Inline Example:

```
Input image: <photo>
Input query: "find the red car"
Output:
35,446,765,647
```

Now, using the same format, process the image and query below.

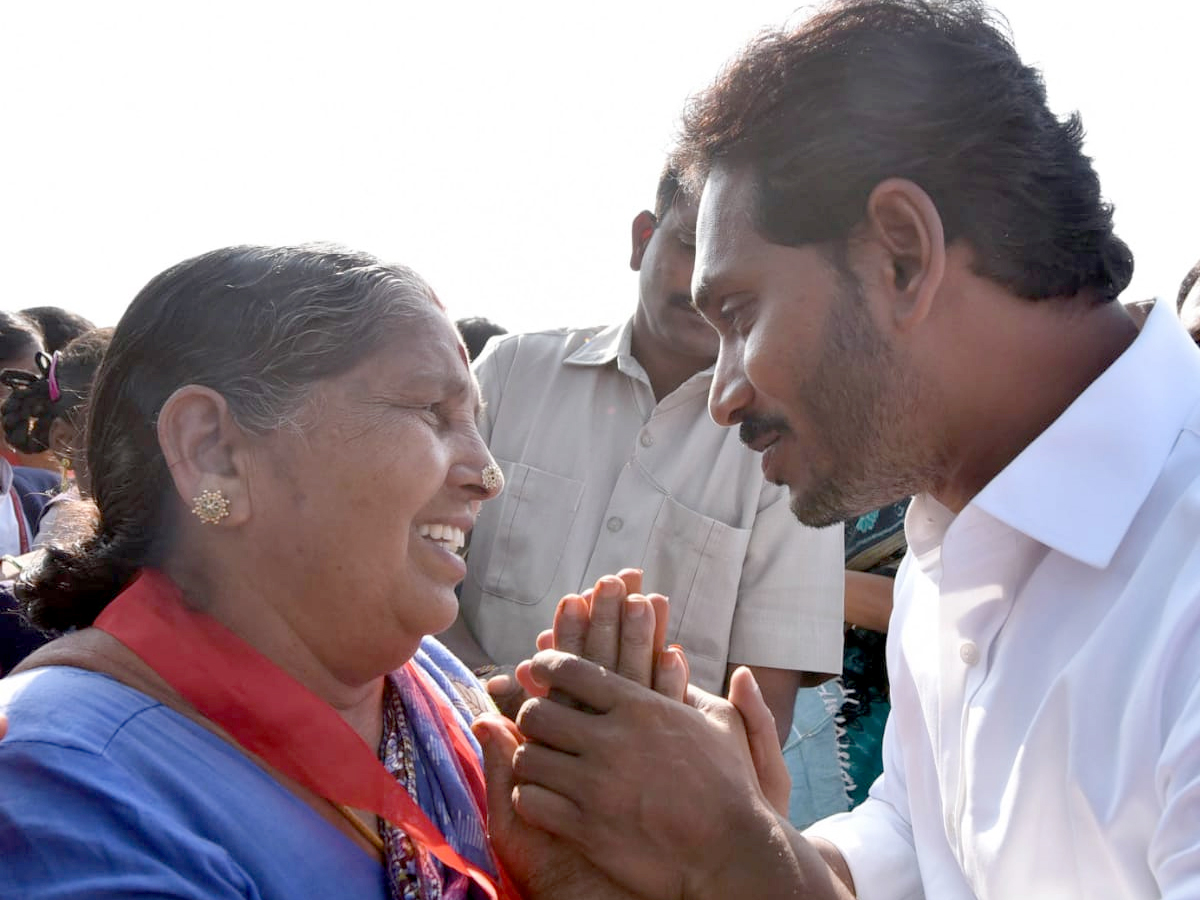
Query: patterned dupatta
380,657,497,899
93,569,519,900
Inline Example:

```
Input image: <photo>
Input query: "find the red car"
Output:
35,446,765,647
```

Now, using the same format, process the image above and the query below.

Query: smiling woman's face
244,306,499,681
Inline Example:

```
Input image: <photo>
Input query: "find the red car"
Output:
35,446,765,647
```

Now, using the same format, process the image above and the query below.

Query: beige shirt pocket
640,495,752,694
482,460,585,606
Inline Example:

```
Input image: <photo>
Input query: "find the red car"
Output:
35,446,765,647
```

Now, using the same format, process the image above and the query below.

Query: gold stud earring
192,488,231,525
57,454,72,492
481,463,504,495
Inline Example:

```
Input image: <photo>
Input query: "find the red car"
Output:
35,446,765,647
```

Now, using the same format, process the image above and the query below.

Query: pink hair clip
47,351,62,403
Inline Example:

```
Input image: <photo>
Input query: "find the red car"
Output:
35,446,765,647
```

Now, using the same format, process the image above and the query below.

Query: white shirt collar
562,320,632,367
912,300,1200,569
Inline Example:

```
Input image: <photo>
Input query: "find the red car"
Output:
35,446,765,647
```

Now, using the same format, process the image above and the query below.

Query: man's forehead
694,167,759,280
697,167,757,241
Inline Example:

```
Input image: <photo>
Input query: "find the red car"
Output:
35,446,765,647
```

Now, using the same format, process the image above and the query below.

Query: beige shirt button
640,432,654,448
959,641,980,665
606,516,624,533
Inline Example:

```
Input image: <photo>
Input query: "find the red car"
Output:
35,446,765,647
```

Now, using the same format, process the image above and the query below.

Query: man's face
693,165,934,527
632,193,720,364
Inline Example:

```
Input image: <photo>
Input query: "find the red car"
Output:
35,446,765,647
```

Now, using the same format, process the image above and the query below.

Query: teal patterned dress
841,498,909,805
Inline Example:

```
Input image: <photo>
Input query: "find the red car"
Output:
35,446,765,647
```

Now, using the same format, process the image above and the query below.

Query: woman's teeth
417,523,465,554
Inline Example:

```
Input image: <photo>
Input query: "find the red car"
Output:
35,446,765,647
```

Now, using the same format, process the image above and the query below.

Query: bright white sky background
4,1,1197,333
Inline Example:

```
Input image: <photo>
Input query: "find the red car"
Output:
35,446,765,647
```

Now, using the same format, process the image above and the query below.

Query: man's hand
473,713,642,900
506,649,788,900
726,667,792,817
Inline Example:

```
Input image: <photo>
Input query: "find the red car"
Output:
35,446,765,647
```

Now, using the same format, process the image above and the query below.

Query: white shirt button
606,516,624,533
640,432,654,448
959,641,980,665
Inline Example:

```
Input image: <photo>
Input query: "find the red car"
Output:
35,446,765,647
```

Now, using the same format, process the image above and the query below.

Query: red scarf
94,569,518,900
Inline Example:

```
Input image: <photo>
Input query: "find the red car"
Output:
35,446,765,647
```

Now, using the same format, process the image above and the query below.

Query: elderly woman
0,245,529,898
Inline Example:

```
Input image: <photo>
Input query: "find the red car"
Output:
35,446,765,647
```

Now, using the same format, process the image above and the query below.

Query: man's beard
788,269,937,528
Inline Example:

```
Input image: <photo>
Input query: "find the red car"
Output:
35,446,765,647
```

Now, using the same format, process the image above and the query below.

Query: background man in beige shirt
446,166,844,741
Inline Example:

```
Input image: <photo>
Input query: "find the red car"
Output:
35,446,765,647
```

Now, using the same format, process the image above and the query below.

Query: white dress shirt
807,300,1200,899
460,320,844,692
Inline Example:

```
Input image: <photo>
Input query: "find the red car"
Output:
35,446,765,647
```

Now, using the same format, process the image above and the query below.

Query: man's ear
156,385,252,526
630,210,657,271
863,178,946,332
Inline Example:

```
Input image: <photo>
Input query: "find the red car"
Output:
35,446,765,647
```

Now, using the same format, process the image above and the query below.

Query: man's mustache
739,414,791,447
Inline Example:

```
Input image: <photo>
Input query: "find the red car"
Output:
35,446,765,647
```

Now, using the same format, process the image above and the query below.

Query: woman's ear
156,386,251,526
47,417,76,466
863,178,946,333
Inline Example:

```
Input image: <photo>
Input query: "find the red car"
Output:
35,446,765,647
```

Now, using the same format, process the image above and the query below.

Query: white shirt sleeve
804,718,925,900
726,486,844,674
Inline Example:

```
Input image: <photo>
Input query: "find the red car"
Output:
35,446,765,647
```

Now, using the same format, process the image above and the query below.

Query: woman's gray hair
18,243,443,632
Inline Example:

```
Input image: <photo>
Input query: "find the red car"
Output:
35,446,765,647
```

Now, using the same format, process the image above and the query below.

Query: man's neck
933,295,1139,512
629,318,715,403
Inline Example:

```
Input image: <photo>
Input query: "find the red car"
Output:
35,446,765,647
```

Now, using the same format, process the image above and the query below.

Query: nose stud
482,463,504,495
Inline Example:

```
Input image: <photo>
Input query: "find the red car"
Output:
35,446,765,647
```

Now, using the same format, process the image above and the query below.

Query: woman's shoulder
1,666,162,755
0,668,389,899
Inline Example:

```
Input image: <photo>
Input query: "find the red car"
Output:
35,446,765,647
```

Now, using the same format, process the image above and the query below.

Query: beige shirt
460,320,844,692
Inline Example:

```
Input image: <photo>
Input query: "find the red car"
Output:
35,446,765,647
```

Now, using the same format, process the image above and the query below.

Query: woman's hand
488,569,689,710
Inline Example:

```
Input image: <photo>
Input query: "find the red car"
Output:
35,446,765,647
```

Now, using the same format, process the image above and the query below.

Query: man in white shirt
448,166,844,742
481,2,1200,898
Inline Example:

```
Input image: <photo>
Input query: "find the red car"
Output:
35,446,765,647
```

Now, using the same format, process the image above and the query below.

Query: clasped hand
471,570,792,900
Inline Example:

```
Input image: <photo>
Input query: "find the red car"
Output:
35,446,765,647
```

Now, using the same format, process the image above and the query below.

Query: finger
668,643,691,688
615,568,643,595
551,593,589,657
511,782,584,843
535,629,555,651
648,593,671,663
515,695,597,755
528,649,632,714
582,576,625,669
514,660,549,698
486,672,516,697
486,675,527,720
652,646,688,703
615,595,655,687
472,714,524,835
512,740,588,801
728,667,791,817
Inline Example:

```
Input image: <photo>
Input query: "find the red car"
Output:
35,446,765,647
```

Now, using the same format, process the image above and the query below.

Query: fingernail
660,650,677,669
627,598,647,619
563,594,586,616
487,674,513,693
597,577,621,598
